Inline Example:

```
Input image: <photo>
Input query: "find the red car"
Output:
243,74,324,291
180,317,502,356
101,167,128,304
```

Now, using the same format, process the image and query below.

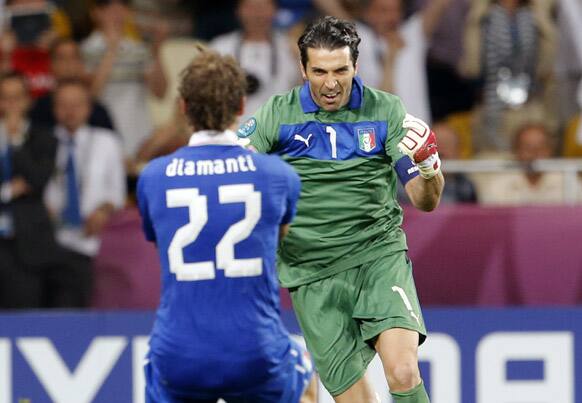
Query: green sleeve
383,95,408,164
239,96,280,153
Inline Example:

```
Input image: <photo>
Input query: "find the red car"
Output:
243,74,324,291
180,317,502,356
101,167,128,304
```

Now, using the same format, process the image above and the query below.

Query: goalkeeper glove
397,114,441,179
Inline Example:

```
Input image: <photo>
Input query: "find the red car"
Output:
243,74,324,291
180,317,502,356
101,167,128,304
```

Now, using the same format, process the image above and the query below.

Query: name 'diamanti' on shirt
166,156,257,177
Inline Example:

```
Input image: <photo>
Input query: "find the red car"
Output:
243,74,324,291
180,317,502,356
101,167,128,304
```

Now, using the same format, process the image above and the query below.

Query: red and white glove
397,114,441,179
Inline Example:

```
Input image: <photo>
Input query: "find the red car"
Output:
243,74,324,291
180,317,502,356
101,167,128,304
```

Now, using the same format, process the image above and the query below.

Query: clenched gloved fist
397,114,441,179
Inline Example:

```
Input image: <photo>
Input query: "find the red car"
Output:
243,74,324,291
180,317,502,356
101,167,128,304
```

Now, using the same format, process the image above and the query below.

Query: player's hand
10,177,30,199
36,29,57,50
84,204,113,236
397,113,441,179
236,137,257,152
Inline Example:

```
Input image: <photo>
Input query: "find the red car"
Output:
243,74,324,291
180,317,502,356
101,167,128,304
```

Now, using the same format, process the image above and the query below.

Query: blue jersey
136,132,301,397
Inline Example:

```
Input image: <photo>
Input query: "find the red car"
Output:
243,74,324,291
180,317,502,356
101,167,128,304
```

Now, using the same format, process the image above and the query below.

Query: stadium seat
445,111,474,159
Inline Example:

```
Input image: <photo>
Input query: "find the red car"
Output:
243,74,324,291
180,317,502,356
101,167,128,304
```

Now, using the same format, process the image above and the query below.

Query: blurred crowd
0,0,581,309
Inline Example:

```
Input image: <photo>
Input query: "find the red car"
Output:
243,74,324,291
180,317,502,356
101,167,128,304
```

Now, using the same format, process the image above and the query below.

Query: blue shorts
145,338,313,403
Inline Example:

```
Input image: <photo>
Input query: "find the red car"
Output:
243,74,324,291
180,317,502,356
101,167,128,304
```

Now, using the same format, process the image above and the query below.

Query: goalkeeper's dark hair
179,46,246,131
297,16,361,68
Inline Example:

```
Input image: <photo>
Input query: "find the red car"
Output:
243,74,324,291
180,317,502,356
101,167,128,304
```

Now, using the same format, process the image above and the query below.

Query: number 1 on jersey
326,126,338,159
166,184,263,281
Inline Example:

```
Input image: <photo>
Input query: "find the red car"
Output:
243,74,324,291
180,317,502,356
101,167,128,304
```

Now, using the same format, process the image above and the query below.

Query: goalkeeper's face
301,46,357,112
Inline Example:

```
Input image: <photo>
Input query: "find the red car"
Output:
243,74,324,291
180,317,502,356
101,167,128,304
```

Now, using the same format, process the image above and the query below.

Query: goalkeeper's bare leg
333,375,379,403
375,328,429,402
333,328,429,403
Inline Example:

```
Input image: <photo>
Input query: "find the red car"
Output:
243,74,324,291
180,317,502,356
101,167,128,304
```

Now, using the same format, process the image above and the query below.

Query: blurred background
0,0,580,402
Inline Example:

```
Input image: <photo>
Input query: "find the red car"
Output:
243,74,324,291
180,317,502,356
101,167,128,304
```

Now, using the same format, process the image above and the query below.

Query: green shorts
289,251,426,396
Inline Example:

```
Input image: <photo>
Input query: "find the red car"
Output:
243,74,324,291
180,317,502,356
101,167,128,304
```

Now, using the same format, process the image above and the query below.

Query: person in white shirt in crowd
44,79,126,306
81,0,167,160
362,0,452,123
478,123,582,205
210,0,300,122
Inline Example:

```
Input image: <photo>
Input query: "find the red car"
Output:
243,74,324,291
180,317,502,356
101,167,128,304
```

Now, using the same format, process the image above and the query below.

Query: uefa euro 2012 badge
237,117,257,138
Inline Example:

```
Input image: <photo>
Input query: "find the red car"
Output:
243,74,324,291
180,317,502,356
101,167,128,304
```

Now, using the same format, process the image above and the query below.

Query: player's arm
398,114,444,211
404,172,444,211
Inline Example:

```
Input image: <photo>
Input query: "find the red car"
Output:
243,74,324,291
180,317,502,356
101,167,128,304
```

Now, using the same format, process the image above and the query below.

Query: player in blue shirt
137,48,314,402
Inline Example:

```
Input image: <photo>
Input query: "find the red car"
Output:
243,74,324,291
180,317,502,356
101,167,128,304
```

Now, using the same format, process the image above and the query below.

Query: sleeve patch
395,155,419,185
237,117,257,138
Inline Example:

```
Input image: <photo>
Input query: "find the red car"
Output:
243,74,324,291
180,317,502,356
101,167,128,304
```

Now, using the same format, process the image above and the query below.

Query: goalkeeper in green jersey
237,16,444,403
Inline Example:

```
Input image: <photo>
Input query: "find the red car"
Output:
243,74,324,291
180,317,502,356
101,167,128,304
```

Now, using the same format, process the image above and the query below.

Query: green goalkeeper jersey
238,77,415,287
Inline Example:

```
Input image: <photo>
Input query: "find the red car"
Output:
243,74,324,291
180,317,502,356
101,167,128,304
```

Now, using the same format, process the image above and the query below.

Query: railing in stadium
442,158,582,204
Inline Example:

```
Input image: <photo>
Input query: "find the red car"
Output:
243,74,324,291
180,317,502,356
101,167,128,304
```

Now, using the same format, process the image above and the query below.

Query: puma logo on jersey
294,133,312,148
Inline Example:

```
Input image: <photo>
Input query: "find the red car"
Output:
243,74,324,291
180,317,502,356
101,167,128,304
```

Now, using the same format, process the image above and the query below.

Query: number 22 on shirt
166,184,262,281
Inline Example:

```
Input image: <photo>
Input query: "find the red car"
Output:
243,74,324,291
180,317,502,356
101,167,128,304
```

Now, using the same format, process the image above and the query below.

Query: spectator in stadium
240,16,443,403
460,0,557,154
0,0,72,98
44,79,126,307
210,0,301,122
362,0,452,123
433,120,478,203
136,48,316,403
0,72,59,309
82,0,167,159
29,38,114,131
478,123,582,205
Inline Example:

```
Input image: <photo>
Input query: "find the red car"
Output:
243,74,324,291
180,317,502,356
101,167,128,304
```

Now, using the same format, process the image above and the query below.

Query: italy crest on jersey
357,128,376,152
